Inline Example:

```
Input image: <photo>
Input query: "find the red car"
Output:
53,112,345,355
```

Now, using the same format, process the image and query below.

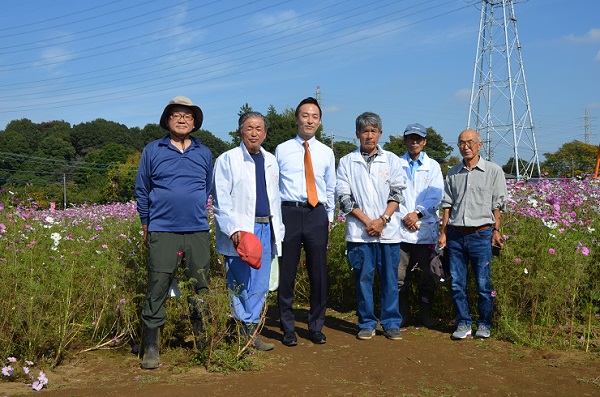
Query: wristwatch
382,214,391,224
415,210,423,219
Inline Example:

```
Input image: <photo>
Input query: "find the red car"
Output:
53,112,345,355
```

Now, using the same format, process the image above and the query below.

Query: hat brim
160,103,203,132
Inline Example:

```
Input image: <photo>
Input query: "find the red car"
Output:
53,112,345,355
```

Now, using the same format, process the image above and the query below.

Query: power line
0,151,129,169
0,1,474,113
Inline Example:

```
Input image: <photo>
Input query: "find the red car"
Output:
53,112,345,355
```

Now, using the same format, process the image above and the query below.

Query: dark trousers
141,231,210,329
398,242,436,298
278,204,329,333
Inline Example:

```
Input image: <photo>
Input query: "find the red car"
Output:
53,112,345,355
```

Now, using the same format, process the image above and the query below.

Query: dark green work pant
141,231,210,329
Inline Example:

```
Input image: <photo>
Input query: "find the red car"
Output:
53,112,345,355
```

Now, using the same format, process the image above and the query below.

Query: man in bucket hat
135,96,213,369
212,111,285,351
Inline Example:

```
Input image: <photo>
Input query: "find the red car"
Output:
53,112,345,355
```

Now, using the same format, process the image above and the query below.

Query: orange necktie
303,141,319,207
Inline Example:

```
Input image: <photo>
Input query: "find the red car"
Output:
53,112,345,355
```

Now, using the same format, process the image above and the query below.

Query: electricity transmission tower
467,0,541,179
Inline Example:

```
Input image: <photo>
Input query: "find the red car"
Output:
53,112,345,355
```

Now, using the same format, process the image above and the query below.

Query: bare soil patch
4,308,599,397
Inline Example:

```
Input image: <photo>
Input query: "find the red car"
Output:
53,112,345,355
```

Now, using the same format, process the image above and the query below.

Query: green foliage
542,140,598,177
194,129,233,161
0,192,271,374
70,119,133,157
4,119,44,152
104,152,141,202
326,218,356,311
0,117,230,204
442,156,461,176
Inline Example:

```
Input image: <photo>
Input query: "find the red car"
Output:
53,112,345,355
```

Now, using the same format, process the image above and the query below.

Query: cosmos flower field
1,178,598,388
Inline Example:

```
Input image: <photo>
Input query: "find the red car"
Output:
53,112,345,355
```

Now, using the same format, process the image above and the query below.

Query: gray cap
159,96,203,132
403,123,427,137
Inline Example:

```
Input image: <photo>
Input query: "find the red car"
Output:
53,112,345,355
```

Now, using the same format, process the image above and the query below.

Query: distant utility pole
581,109,595,144
467,0,541,179
314,86,334,149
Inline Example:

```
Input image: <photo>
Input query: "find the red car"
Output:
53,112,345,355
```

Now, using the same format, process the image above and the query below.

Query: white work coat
336,148,406,243
397,152,444,244
212,143,285,256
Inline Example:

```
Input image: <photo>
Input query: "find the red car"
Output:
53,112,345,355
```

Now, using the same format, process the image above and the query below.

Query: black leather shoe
310,331,327,344
282,331,297,346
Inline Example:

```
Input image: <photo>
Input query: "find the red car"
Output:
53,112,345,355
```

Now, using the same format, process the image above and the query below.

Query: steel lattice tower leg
467,0,541,179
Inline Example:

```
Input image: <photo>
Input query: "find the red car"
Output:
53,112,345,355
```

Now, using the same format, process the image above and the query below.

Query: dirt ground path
5,309,599,397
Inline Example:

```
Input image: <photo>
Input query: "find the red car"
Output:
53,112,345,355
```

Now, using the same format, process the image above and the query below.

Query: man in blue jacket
397,123,444,327
134,96,213,369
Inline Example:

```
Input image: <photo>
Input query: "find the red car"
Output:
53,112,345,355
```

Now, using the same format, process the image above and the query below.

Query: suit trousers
278,204,329,333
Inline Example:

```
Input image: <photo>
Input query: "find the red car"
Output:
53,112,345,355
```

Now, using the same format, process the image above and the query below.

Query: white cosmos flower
50,232,61,242
524,268,528,274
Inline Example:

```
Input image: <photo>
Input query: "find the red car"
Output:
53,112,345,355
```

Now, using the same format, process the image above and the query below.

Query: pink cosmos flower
514,258,522,263
581,247,590,256
491,290,497,298
548,248,555,255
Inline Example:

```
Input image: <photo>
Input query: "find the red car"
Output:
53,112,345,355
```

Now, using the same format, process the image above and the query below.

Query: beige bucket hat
159,96,203,132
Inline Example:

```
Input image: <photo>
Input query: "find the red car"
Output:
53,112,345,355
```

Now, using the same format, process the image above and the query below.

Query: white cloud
255,11,310,32
595,50,600,62
587,102,600,109
323,105,340,113
565,28,600,43
35,47,73,69
453,88,471,102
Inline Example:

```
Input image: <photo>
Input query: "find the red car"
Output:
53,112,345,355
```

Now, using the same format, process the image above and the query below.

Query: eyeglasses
170,113,194,122
457,140,480,148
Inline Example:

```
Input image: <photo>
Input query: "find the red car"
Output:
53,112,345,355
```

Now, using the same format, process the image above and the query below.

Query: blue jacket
135,135,213,232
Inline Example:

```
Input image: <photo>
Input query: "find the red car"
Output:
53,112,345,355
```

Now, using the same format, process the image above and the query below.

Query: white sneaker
451,325,472,340
475,325,491,338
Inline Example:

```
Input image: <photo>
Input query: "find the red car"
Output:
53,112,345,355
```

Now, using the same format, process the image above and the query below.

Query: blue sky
0,0,598,165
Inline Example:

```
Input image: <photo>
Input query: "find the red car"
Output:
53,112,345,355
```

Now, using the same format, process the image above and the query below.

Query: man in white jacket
212,111,285,351
397,123,444,327
337,112,406,341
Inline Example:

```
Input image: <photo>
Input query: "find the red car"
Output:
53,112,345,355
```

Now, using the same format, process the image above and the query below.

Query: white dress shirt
275,135,336,222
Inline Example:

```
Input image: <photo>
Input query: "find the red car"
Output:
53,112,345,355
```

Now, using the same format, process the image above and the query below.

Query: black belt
281,201,322,208
448,224,491,234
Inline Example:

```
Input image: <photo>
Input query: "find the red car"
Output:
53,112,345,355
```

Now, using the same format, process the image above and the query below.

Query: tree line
1,104,594,206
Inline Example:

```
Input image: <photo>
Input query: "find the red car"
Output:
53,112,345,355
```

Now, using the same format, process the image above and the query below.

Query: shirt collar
462,155,486,171
294,135,316,146
409,151,424,165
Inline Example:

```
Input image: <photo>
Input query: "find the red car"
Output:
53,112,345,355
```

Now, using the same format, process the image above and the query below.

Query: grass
0,178,599,389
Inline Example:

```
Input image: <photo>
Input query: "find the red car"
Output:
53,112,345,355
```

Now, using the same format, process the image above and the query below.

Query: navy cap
403,123,427,138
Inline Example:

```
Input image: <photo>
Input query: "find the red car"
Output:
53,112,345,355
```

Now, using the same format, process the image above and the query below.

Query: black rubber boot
188,295,207,347
141,327,160,369
246,323,274,351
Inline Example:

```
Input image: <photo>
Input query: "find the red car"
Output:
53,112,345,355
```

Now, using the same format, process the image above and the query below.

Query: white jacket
212,143,285,256
397,152,444,244
336,148,406,243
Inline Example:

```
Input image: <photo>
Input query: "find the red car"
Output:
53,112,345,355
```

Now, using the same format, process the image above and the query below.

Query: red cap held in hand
236,231,262,269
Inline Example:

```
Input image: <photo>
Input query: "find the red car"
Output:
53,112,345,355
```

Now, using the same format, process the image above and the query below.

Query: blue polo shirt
135,135,213,232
